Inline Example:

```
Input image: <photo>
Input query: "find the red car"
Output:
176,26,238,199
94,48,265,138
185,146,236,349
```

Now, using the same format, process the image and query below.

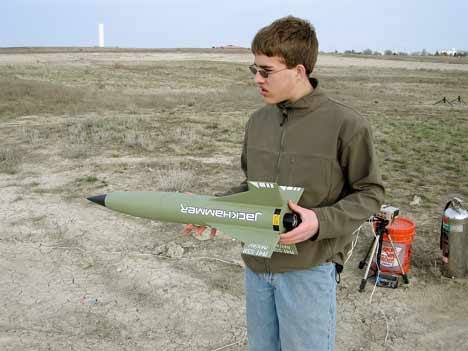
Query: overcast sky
1,0,467,53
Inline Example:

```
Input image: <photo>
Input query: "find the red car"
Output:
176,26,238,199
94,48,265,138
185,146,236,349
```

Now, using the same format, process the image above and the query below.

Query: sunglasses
249,64,289,79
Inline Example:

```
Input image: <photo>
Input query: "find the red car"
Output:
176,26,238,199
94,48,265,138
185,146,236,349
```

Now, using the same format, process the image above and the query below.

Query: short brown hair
251,16,319,75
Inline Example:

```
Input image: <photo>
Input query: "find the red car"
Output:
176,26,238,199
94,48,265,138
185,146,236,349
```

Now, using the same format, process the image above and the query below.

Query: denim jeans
245,263,336,351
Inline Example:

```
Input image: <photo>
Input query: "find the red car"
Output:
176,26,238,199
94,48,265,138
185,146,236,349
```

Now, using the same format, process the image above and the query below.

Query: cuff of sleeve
311,207,332,241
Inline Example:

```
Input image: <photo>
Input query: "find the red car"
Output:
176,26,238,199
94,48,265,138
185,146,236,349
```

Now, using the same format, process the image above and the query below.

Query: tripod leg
376,229,385,269
359,240,375,269
387,234,409,284
359,237,379,292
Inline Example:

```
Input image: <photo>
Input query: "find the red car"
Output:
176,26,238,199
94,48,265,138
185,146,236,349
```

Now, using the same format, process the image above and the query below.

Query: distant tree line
337,48,467,57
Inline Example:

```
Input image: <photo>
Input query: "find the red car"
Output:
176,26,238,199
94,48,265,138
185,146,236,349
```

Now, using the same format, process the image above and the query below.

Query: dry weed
0,148,22,174
151,168,195,192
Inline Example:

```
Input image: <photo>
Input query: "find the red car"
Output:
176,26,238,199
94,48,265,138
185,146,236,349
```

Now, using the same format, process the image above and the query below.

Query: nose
254,71,265,85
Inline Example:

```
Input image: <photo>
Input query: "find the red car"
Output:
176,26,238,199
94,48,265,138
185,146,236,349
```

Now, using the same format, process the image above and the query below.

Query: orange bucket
377,217,416,274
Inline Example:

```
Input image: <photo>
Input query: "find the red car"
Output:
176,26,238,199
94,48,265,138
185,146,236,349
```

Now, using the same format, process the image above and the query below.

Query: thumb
287,200,304,215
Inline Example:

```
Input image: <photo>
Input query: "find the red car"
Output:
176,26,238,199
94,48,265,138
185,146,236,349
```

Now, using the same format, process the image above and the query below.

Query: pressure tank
440,197,468,277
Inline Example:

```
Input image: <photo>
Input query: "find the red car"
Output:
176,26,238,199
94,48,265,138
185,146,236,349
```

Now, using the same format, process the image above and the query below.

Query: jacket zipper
266,107,289,273
275,107,289,184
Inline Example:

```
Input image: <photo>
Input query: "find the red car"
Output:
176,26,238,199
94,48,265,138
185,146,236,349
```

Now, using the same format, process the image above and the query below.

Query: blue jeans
245,263,337,351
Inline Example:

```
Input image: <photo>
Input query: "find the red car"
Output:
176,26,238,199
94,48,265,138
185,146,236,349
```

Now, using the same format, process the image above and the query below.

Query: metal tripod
434,97,453,105
358,217,409,292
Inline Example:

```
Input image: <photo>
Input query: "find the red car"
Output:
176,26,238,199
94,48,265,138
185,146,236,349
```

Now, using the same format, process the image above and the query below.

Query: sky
1,0,467,53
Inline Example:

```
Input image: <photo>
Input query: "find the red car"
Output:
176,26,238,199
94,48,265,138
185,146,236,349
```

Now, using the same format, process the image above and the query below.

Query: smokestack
98,24,105,47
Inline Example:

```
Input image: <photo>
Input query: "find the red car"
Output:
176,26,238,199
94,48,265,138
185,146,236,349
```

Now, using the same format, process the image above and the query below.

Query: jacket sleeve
215,118,250,196
312,125,385,240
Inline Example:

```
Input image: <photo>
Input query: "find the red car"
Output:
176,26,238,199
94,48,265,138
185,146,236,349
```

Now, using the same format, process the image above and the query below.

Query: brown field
1,49,467,351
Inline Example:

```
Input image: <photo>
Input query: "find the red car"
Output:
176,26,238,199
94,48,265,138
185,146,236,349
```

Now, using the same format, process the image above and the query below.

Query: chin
262,95,281,105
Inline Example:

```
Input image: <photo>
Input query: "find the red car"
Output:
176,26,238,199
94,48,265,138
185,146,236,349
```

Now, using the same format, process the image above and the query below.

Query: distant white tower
98,24,105,47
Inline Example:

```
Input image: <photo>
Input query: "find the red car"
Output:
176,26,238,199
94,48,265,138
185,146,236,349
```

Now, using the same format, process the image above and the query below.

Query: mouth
258,87,268,96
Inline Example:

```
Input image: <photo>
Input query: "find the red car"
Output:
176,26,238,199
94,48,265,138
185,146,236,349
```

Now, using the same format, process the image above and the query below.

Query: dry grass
0,148,22,174
317,65,468,198
1,53,468,269
0,61,258,121
151,168,196,192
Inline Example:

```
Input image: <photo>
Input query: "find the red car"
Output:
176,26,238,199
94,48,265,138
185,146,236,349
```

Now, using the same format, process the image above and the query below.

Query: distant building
214,45,246,49
440,48,458,56
98,24,105,48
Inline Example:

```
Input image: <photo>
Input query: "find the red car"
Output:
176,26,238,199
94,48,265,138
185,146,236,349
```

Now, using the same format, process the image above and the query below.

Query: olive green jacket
229,79,385,273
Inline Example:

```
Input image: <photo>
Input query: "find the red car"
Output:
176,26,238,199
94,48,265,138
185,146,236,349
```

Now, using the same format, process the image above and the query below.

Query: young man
186,16,384,350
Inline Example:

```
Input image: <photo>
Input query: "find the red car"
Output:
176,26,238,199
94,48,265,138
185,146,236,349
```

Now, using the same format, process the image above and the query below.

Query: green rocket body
88,181,304,258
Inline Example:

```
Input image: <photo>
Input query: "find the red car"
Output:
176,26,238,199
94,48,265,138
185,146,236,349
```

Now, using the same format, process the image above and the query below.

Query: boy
186,16,384,350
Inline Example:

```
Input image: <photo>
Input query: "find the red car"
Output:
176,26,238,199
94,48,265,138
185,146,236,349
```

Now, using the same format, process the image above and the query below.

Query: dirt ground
1,50,468,351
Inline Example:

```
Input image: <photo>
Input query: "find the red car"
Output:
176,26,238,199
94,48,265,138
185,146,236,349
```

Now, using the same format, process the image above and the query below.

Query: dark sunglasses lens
249,65,268,78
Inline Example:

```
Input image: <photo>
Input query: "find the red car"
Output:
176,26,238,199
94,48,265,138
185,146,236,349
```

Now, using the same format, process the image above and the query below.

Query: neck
288,78,314,103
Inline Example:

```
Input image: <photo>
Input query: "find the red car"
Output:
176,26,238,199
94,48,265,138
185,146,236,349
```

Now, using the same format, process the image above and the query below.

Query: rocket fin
277,185,304,204
213,181,283,206
213,181,303,207
210,223,279,258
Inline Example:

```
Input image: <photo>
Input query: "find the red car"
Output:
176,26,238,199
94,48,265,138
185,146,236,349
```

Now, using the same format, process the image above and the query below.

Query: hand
182,192,217,239
279,200,319,245
182,223,218,239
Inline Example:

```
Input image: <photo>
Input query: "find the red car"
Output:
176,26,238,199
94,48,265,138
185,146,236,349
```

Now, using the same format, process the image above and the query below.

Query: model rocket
87,181,303,258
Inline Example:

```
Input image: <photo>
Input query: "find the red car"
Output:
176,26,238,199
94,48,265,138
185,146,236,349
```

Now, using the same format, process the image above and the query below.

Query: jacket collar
276,78,326,113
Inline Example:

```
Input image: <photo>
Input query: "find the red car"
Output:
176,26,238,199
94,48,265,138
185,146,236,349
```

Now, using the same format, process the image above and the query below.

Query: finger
279,235,298,244
281,239,302,245
287,200,304,215
280,219,308,238
210,227,217,238
279,231,301,244
280,232,308,245
280,227,301,239
280,227,309,244
182,224,195,236
195,225,206,236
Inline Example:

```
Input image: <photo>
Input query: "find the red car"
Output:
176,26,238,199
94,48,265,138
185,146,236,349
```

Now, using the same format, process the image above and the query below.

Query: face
252,54,298,104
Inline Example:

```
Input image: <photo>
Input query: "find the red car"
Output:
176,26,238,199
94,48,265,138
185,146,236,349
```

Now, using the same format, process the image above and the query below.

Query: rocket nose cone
87,194,107,207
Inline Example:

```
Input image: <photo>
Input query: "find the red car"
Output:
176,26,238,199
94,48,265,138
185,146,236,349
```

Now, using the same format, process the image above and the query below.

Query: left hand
279,200,319,245
182,192,217,239
182,223,218,239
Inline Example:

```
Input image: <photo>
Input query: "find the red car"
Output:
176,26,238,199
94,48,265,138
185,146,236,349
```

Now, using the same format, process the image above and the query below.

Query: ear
295,64,308,79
